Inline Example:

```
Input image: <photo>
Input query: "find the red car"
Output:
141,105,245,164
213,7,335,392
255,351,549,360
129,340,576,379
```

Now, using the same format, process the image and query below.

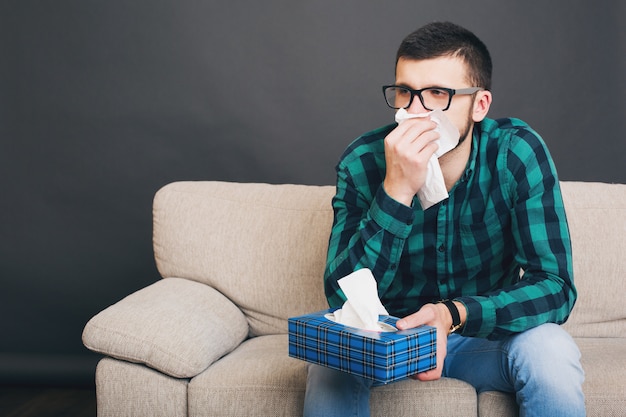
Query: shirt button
438,244,446,253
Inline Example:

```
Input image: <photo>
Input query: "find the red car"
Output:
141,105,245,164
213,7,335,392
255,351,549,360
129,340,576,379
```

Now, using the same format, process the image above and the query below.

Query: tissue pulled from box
328,268,390,331
394,108,460,210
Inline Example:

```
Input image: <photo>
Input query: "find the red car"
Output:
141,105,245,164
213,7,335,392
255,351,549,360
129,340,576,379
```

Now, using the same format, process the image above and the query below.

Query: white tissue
394,108,460,210
330,269,389,331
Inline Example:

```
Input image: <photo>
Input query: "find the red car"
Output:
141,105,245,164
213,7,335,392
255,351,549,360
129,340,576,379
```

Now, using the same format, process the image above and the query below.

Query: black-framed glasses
382,85,482,111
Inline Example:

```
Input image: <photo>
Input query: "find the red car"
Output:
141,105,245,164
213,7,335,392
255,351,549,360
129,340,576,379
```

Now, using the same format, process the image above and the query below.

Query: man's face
394,56,478,144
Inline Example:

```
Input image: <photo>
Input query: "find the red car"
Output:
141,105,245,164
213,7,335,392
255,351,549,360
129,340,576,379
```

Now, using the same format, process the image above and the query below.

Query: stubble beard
455,108,475,149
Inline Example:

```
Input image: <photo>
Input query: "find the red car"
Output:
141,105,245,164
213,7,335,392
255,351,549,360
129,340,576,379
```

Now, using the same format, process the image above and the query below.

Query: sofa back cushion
559,181,626,337
153,181,333,336
153,181,626,338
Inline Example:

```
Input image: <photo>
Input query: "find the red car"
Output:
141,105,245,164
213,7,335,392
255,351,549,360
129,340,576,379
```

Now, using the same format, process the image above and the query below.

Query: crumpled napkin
329,268,390,331
394,108,460,210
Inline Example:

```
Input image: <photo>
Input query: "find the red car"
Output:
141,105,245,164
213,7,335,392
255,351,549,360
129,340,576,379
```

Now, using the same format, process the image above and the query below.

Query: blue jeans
303,323,585,417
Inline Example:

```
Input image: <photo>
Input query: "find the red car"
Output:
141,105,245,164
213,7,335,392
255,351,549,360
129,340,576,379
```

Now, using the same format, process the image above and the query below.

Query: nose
407,92,429,114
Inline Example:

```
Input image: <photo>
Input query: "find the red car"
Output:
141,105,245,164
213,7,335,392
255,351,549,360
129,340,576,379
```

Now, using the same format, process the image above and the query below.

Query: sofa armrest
82,277,248,379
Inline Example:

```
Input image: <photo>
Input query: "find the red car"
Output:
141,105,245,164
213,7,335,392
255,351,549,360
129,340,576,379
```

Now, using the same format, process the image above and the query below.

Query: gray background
2,1,624,386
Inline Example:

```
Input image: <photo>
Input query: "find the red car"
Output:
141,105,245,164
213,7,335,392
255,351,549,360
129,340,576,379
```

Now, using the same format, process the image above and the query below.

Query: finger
395,316,421,331
414,367,443,381
416,139,440,160
386,130,440,165
387,118,437,146
396,306,437,330
401,122,439,148
404,117,438,135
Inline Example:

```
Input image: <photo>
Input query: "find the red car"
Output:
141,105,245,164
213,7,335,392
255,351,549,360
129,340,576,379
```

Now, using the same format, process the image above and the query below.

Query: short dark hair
396,22,492,90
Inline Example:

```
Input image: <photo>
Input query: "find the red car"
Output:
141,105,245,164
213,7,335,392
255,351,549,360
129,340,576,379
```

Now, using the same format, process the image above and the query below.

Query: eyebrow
394,84,451,90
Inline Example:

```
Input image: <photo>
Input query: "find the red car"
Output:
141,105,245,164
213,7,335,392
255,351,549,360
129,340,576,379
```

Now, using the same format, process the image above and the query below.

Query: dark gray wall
2,1,624,386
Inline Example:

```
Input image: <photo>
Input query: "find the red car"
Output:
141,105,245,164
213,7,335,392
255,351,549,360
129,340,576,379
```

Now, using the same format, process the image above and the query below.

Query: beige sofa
83,180,626,416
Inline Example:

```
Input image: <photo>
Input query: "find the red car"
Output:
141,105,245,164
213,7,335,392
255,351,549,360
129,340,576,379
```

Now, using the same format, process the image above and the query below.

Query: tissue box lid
288,309,436,384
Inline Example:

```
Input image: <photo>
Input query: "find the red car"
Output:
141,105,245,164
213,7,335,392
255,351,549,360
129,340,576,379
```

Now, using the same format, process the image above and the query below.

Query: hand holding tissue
394,108,460,210
288,268,437,383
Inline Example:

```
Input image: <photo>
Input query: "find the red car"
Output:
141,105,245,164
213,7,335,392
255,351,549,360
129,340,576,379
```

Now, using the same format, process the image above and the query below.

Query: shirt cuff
456,296,496,338
369,186,414,239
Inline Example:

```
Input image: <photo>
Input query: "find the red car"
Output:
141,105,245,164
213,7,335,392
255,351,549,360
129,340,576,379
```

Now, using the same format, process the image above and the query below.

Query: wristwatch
440,300,463,334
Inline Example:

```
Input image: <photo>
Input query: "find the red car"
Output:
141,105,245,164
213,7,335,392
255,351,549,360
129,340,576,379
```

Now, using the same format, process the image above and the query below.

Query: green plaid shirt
324,117,575,340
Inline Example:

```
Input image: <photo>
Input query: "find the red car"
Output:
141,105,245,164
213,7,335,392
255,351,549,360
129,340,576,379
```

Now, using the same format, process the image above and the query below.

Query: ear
472,90,492,122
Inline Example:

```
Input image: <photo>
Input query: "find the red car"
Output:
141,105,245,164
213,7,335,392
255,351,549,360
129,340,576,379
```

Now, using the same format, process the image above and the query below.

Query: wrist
382,180,414,207
439,300,466,334
453,301,467,327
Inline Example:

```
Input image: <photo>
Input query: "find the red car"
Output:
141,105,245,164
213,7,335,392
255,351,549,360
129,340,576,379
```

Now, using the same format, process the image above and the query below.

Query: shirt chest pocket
457,213,509,272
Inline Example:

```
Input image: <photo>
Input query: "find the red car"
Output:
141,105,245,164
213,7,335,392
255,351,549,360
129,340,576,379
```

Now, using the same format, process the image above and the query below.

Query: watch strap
440,299,462,334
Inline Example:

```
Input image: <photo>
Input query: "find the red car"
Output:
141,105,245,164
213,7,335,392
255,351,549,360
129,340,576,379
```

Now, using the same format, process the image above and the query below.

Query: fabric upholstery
575,337,626,415
153,182,333,337
188,335,308,417
187,334,478,417
83,278,248,378
559,182,626,337
478,392,518,417
370,378,477,416
84,180,626,416
96,357,188,417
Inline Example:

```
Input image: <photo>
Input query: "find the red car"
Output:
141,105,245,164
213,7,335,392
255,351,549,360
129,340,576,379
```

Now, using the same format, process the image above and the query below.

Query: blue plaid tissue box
288,308,436,384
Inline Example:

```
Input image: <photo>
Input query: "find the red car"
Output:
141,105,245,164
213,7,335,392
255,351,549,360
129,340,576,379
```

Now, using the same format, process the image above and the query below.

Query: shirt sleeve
458,125,576,339
324,163,414,308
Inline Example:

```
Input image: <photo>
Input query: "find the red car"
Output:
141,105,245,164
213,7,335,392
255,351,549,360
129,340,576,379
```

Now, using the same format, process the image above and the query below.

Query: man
304,22,585,416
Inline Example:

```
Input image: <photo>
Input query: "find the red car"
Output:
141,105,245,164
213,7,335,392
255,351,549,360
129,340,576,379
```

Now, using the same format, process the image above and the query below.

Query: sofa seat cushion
478,391,518,417
188,334,479,417
95,357,189,417
370,378,477,416
188,334,308,417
